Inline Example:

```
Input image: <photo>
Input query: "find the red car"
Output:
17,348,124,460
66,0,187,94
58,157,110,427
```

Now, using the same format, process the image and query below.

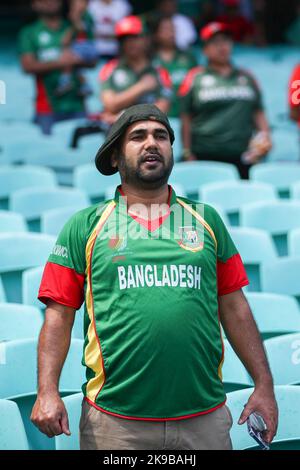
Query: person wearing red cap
178,22,272,179
216,0,254,43
99,16,172,126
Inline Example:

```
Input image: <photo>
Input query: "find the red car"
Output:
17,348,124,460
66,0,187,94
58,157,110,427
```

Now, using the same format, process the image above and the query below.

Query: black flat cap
95,104,175,175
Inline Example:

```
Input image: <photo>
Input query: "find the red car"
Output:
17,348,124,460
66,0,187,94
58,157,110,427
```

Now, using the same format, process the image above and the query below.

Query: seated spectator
88,0,132,60
216,0,254,43
145,0,197,51
99,15,172,125
18,0,94,135
152,16,198,118
56,0,98,97
178,22,272,179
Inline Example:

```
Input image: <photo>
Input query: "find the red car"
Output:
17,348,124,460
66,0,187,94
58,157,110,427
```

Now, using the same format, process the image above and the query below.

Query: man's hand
31,392,71,438
58,50,83,68
238,386,278,444
138,74,158,93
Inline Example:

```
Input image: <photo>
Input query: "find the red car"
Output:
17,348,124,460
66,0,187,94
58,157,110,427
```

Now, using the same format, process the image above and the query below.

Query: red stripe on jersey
99,58,119,82
36,77,53,114
38,261,85,309
178,66,204,97
156,67,172,88
217,253,249,296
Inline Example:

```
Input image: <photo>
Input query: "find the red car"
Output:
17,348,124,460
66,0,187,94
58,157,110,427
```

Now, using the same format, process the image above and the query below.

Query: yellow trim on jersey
176,198,218,250
84,201,116,402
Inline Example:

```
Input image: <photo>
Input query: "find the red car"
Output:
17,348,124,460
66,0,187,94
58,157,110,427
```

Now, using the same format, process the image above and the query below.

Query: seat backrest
250,162,300,195
74,164,121,202
222,340,253,391
55,393,83,450
41,205,87,236
0,165,57,199
0,399,29,450
264,333,300,385
22,266,46,309
289,228,300,257
261,257,300,298
0,303,44,341
0,210,27,233
229,227,277,264
241,200,300,234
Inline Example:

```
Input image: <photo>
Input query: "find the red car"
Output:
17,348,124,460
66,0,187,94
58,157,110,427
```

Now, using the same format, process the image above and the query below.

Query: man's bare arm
31,300,76,437
219,289,278,443
21,51,90,75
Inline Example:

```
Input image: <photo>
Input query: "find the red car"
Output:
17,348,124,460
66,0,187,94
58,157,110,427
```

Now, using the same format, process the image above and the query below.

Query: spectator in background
288,63,300,128
18,0,92,135
179,22,272,179
152,16,198,118
145,0,197,51
99,15,172,126
216,0,255,43
88,0,132,60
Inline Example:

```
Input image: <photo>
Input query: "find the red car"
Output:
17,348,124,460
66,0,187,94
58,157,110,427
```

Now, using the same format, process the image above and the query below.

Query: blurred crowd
17,0,298,179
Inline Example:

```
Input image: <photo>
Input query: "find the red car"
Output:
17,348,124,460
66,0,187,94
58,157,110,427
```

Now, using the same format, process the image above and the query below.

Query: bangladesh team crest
178,226,204,252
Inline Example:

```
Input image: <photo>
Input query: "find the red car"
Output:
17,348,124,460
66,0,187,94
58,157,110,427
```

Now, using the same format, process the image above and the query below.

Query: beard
117,150,174,190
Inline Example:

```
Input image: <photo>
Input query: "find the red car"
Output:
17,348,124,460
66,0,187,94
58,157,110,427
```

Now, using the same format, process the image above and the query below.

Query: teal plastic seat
0,303,43,341
78,133,105,155
246,292,300,339
74,164,121,204
222,340,253,392
10,187,89,232
0,210,27,233
72,307,84,340
23,148,94,185
0,338,84,450
170,161,240,199
264,333,300,385
227,385,300,450
289,228,300,257
55,393,83,450
250,162,300,198
229,228,277,291
0,233,55,303
200,181,276,226
241,200,300,256
291,180,300,199
22,266,45,309
168,118,182,162
0,277,6,302
0,165,56,209
0,399,29,450
261,257,300,304
41,205,87,236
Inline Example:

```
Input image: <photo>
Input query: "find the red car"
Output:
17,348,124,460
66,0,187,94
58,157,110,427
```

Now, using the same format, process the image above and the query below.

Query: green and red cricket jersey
38,185,249,420
18,19,85,115
178,65,263,159
99,58,173,106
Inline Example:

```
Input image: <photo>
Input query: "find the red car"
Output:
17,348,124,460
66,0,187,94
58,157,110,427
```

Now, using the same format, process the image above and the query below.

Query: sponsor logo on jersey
52,244,68,259
199,86,255,102
178,226,203,251
113,69,131,87
117,264,202,290
201,75,216,87
39,31,51,45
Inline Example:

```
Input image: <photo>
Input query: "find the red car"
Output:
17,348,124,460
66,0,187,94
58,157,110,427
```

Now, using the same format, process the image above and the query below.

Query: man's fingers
60,411,71,436
238,404,253,425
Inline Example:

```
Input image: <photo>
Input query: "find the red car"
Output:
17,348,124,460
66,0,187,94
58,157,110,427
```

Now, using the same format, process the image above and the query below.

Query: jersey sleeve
99,59,119,92
205,205,249,296
38,211,87,309
18,26,36,56
178,67,202,114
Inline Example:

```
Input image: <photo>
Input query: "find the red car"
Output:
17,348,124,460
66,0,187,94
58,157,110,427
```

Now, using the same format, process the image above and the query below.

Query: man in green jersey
179,21,272,178
33,104,278,450
18,0,93,135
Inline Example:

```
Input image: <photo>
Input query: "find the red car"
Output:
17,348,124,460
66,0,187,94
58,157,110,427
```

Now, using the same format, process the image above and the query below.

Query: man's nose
144,134,158,148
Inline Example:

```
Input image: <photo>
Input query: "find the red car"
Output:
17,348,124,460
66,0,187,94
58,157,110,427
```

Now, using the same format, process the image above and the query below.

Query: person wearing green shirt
152,15,198,118
32,104,277,450
179,21,272,178
18,0,93,135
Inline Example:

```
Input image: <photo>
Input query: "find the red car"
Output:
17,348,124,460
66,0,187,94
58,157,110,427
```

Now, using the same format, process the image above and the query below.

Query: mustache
139,151,164,162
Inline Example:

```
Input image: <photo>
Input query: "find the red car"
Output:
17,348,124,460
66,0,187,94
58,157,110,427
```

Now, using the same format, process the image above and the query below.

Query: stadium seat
41,205,87,236
222,340,253,392
0,277,6,302
227,385,300,449
170,161,240,199
0,338,84,450
0,399,29,450
55,393,83,450
249,162,300,198
10,187,89,232
23,148,95,186
0,165,57,209
0,210,27,233
241,200,300,256
246,292,300,339
291,180,300,199
200,181,277,226
78,132,105,155
289,228,300,257
168,118,183,162
229,228,277,291
0,233,55,303
264,333,300,385
72,307,84,340
261,257,300,303
0,303,43,341
22,266,44,309
74,164,121,204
